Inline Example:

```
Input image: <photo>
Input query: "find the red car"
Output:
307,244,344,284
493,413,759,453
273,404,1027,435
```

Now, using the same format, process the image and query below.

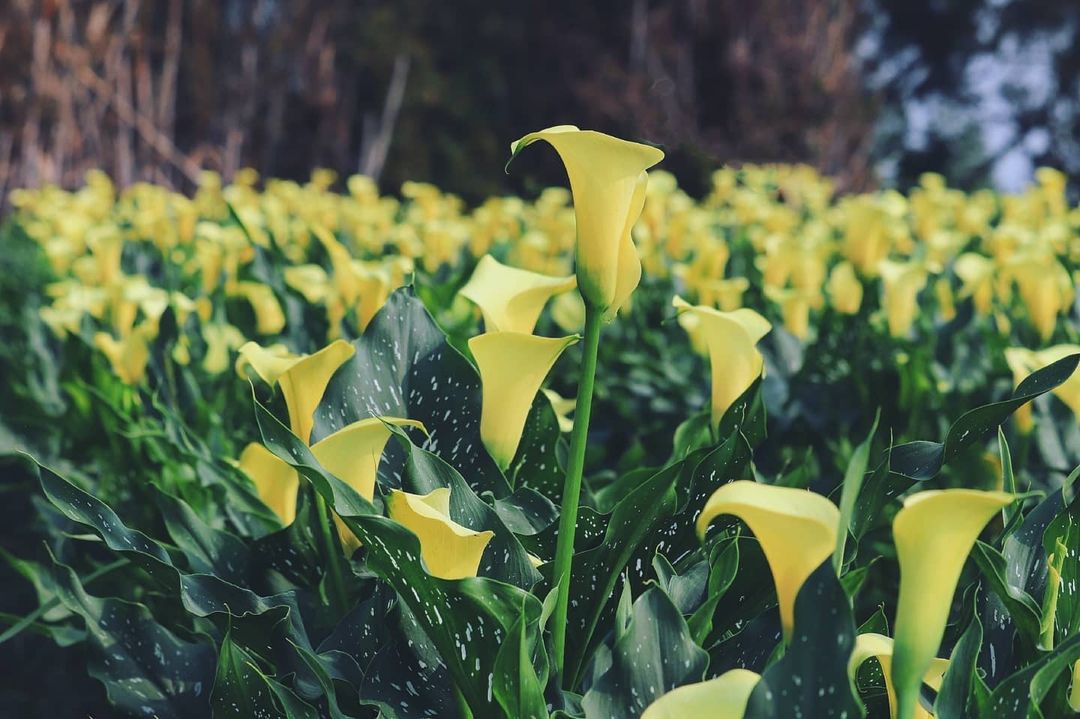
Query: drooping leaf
891,354,1080,480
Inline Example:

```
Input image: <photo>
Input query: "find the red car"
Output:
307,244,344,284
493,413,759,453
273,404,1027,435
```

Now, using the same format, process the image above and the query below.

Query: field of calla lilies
1,126,1079,719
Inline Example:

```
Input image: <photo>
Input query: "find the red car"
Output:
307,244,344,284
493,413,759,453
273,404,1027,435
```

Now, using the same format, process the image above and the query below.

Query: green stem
551,301,603,683
315,492,349,615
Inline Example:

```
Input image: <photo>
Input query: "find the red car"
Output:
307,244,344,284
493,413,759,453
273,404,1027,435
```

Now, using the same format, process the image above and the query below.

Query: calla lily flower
891,489,1013,719
238,417,424,550
93,323,155,385
954,253,994,315
849,633,948,719
696,480,839,636
459,254,576,333
879,259,928,338
542,388,576,432
640,669,761,719
386,487,494,579
509,126,664,319
468,332,578,470
238,339,355,444
673,296,771,430
202,322,245,375
230,281,287,335
827,261,863,315
1005,345,1080,430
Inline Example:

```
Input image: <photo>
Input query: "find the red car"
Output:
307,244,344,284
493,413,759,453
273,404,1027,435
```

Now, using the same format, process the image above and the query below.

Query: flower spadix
459,254,576,333
238,339,355,443
696,480,839,636
386,487,494,579
508,126,664,318
640,668,761,719
468,332,577,470
890,489,1012,719
673,296,771,429
848,633,948,719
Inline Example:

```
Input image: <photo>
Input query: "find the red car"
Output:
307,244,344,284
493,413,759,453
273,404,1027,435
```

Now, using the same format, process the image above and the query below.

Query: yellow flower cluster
8,163,1077,388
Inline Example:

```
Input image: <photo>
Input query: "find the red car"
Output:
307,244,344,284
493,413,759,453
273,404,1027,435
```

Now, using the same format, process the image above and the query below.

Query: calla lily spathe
826,261,863,315
673,296,771,430
238,417,424,550
386,487,494,579
509,126,664,319
238,339,355,444
879,259,928,338
640,668,761,719
849,633,948,719
459,254,577,333
468,332,578,470
890,489,1013,719
696,480,839,636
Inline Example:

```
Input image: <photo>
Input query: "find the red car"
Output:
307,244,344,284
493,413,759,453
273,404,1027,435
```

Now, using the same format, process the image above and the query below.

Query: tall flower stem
315,492,349,615
551,301,603,681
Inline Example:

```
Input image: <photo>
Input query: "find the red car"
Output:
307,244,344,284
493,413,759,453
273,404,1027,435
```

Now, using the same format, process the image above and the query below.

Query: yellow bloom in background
954,253,995,315
764,285,812,340
509,125,664,319
238,339,355,444
935,276,956,322
826,261,863,315
1005,255,1072,341
542,388,576,433
202,322,246,375
849,633,948,719
1004,345,1080,426
696,480,839,637
230,281,287,335
92,323,155,385
386,487,494,579
890,489,1012,719
468,332,578,470
640,669,761,719
673,296,771,429
459,254,576,333
550,290,586,333
879,259,928,338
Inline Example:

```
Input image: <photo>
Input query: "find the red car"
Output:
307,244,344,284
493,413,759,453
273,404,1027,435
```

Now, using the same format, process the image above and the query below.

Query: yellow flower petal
827,261,864,315
386,488,494,579
468,332,577,470
641,669,761,719
849,633,948,719
674,296,771,429
696,480,839,636
891,489,1012,719
231,281,287,335
237,442,299,525
239,340,356,443
510,126,664,316
459,254,576,333
879,260,928,338
311,416,425,552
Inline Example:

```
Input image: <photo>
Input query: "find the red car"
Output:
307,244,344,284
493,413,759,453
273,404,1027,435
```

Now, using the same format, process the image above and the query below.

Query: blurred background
1,0,1078,203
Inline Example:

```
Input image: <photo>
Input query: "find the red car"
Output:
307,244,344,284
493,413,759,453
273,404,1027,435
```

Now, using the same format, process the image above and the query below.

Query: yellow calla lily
230,281,287,335
468,332,578,470
891,489,1013,719
238,441,301,525
509,126,664,318
879,259,928,338
641,669,761,719
673,296,771,429
459,254,576,333
1005,345,1080,428
696,480,839,637
849,633,948,719
92,324,154,385
827,261,863,315
238,417,423,545
238,339,355,443
386,487,495,579
954,253,994,315
542,388,576,433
